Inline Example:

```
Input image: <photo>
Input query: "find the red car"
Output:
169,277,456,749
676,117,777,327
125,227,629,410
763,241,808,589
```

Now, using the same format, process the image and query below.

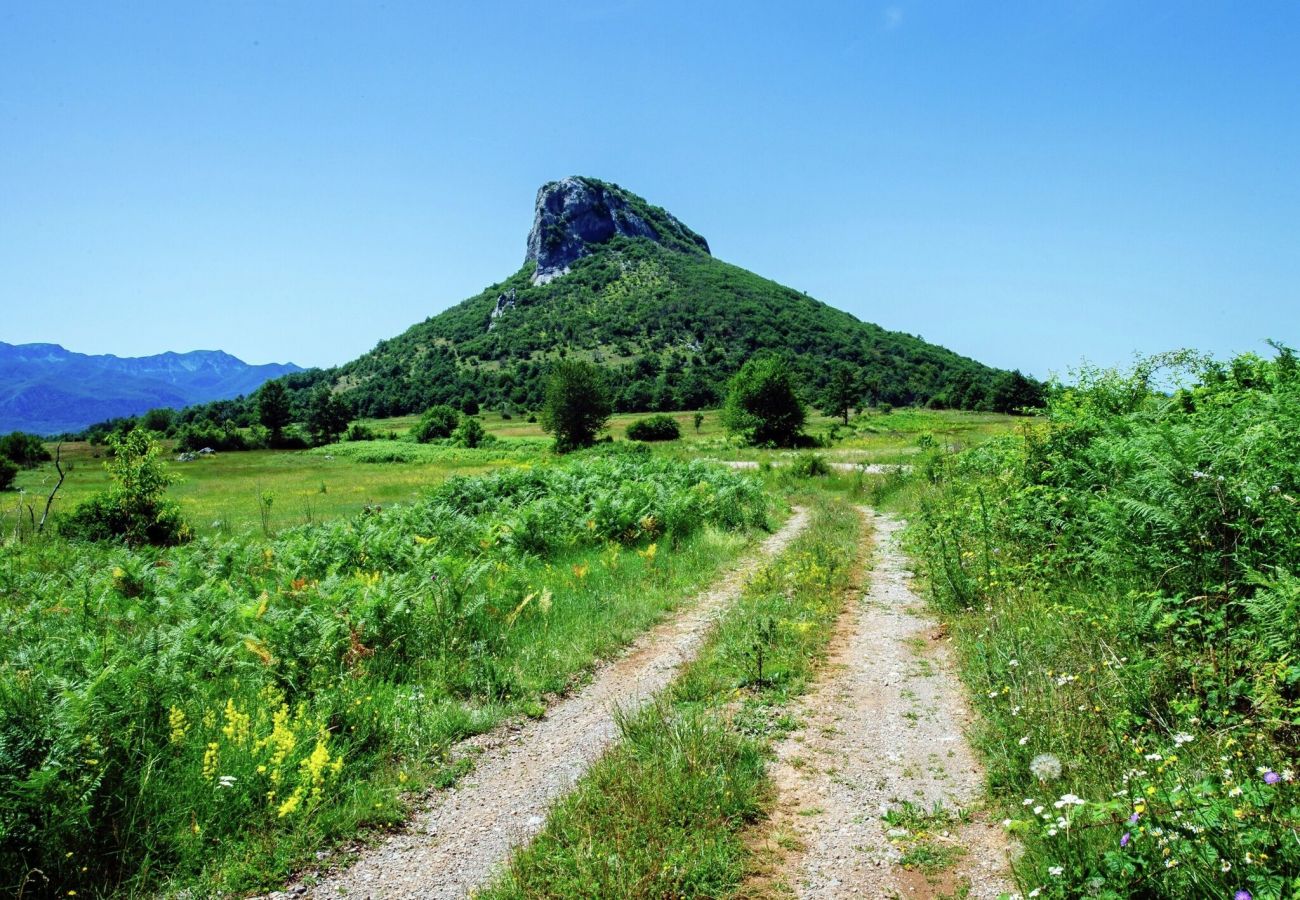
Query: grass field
3,408,1019,538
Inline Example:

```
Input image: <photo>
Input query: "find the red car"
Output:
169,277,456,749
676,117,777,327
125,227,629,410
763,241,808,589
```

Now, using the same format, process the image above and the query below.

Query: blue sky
2,1,1296,378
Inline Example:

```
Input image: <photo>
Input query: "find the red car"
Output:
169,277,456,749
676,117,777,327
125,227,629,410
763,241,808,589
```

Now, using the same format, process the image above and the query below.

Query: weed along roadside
287,507,812,899
479,499,862,899
0,453,773,899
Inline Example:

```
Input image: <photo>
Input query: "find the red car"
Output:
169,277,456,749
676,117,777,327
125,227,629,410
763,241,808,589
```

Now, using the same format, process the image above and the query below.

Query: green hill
330,177,1035,418
94,176,1037,439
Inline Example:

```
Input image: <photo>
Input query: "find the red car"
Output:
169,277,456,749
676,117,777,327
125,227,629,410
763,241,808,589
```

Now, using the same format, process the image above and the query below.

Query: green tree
823,363,860,425
305,387,351,447
0,431,51,468
0,456,17,491
541,360,613,453
721,356,807,447
61,428,190,545
257,380,293,444
413,404,460,442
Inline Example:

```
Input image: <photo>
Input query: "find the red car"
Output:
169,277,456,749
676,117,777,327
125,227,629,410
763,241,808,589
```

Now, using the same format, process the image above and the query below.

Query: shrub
0,431,52,468
413,404,460,443
721,356,806,447
345,422,378,442
789,452,830,477
0,456,17,491
451,416,491,448
176,422,252,452
625,414,682,442
541,360,613,453
60,428,190,546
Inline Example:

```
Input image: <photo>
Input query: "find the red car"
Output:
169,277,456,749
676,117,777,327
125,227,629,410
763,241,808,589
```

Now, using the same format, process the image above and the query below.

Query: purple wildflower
1120,832,1130,847
1129,811,1140,823
1235,891,1252,900
1264,770,1281,785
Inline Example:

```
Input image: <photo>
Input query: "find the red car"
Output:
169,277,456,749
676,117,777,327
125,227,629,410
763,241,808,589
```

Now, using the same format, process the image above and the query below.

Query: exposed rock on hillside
524,176,710,284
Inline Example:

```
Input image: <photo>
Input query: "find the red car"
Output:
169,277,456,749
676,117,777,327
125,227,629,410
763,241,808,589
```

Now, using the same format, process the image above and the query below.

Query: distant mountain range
0,342,301,436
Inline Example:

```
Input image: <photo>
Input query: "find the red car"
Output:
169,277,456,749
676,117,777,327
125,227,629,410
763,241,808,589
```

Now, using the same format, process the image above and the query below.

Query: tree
823,363,860,425
0,456,16,491
721,356,807,447
413,404,460,442
305,387,351,447
0,432,51,468
541,360,613,453
693,412,705,432
61,428,190,545
258,380,293,444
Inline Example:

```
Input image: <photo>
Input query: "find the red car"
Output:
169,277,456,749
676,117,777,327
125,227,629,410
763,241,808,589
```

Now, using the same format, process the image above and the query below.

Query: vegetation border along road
479,496,863,899
0,452,771,899
879,349,1300,899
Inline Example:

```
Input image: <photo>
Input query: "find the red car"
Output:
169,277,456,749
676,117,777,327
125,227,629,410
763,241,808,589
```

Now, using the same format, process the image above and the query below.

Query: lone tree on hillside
823,363,860,425
541,359,613,453
257,380,293,445
305,386,351,447
722,356,807,447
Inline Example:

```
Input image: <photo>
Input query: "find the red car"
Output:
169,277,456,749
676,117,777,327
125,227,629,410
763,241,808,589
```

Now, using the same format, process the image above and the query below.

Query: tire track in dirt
752,509,1014,899
271,507,812,900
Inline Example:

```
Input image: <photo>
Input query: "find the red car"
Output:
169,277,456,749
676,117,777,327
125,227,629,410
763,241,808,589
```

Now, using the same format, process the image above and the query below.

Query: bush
60,429,190,546
625,414,682,442
721,356,806,447
541,360,613,453
0,431,51,468
345,422,378,442
451,416,491,448
413,404,460,443
905,347,1300,898
176,422,252,453
0,456,17,491
789,452,830,477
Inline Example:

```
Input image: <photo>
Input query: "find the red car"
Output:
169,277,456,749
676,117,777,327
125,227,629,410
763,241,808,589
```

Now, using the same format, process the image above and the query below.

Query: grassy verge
480,499,862,899
878,351,1300,899
1,455,771,899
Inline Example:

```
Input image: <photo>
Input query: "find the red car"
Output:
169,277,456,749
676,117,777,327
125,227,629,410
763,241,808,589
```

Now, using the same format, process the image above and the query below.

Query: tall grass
899,349,1300,899
0,454,768,898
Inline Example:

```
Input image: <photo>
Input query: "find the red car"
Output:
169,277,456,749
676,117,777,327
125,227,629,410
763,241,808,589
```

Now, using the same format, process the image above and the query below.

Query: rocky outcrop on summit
524,176,709,284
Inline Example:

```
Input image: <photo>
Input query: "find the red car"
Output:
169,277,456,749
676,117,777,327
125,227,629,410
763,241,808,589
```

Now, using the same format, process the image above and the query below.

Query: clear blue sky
2,1,1296,379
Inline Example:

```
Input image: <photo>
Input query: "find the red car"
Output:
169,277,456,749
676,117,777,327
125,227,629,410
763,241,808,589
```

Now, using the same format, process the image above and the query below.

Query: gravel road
758,509,1015,899
267,507,811,900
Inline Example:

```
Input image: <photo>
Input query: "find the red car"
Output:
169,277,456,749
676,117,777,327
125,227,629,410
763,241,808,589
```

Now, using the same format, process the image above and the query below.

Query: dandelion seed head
1030,753,1062,782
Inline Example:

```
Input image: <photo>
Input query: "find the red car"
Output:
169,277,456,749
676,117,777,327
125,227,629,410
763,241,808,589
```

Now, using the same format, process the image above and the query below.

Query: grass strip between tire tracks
479,498,864,899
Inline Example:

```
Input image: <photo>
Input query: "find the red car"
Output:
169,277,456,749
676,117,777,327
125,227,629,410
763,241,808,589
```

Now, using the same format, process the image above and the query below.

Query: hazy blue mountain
0,342,301,435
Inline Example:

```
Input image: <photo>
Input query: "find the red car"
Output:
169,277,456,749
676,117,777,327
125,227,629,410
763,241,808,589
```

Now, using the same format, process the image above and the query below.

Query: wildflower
218,775,236,789
1030,753,1062,782
1120,832,1130,847
1019,736,1030,746
1054,794,1085,808
1221,860,1231,873
168,706,189,743
1263,770,1281,785
1048,866,1063,876
1234,892,1252,900
1172,732,1193,746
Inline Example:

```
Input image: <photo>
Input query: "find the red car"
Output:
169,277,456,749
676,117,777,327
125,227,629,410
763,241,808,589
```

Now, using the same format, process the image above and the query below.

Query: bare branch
38,442,66,534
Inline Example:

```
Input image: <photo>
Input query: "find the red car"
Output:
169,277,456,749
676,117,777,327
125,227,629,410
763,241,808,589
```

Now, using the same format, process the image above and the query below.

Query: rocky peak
524,176,709,284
